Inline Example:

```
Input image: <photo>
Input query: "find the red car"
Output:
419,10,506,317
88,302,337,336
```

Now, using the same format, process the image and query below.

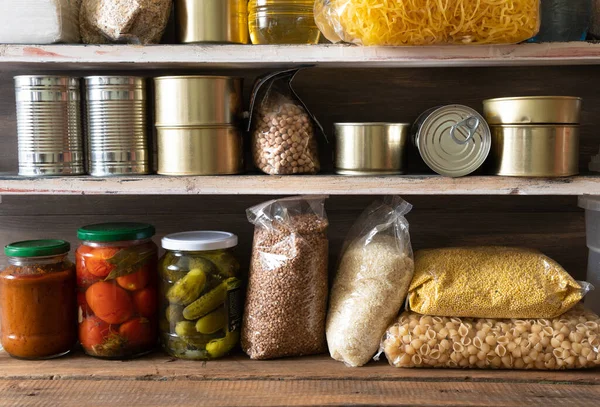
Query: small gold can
490,125,579,177
483,96,582,125
157,126,243,176
176,0,249,44
334,123,409,175
154,76,243,126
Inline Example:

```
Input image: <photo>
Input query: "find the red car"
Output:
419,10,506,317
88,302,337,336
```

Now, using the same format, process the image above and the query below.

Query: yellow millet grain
408,247,584,319
382,306,600,370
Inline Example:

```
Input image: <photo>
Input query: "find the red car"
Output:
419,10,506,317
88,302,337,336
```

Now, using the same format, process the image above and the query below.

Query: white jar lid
162,231,238,251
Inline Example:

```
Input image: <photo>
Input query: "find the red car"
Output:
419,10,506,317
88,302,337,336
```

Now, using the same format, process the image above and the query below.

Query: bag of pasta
314,0,541,46
381,306,600,370
408,247,592,319
326,196,414,367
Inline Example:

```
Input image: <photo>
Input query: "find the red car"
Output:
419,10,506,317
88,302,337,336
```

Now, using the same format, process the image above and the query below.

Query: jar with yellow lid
248,0,321,44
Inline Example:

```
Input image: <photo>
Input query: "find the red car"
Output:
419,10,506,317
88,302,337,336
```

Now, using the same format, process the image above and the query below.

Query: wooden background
0,65,594,281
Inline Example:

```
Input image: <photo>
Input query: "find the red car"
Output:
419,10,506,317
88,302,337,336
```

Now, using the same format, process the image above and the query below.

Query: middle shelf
0,175,598,196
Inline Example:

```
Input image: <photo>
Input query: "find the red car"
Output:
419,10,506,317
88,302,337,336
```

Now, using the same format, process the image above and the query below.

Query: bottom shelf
0,352,598,406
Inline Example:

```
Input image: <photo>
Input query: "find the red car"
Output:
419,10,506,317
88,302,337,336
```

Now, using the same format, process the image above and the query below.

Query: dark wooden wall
0,65,595,281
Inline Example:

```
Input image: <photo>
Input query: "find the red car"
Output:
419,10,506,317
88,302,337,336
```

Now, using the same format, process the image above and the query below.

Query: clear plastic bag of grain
408,247,592,319
326,196,414,367
380,306,600,370
242,195,329,359
248,69,323,175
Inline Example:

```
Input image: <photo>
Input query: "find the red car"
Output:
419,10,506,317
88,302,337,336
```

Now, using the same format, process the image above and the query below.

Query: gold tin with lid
490,125,579,177
334,123,409,175
483,96,582,125
154,76,243,126
157,126,243,175
412,105,491,178
176,0,249,44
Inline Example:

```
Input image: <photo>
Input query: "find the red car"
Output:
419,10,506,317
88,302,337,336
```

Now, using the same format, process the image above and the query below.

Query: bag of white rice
326,196,414,367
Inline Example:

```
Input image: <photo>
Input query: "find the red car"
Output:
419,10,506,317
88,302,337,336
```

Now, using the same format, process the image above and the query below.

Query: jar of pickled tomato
159,231,242,360
0,240,76,359
76,223,158,359
248,0,321,44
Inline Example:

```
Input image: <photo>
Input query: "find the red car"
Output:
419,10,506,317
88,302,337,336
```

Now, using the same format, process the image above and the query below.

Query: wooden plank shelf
0,174,599,196
0,353,598,406
2,42,600,70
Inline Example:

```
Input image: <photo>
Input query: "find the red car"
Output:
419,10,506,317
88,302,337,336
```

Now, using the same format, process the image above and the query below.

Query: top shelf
2,42,600,70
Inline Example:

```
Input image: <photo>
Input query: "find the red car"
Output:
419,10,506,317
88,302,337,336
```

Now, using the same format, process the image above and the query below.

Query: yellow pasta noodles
314,0,541,45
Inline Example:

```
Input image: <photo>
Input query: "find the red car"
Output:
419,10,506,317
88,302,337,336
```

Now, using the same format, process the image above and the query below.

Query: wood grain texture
0,354,598,407
1,43,600,69
0,175,599,195
2,379,599,407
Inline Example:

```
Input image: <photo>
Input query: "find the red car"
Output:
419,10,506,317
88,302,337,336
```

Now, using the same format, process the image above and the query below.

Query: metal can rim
483,96,582,103
154,75,243,81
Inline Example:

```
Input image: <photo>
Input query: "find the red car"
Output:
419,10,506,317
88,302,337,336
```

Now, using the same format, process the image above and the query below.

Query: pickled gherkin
166,268,206,305
159,231,242,360
195,251,240,278
195,307,227,334
183,278,234,320
206,330,240,358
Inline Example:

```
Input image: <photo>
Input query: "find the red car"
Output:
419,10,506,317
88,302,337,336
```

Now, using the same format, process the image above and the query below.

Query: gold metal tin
483,96,582,125
334,123,409,175
412,105,491,178
157,126,243,175
176,0,249,44
490,125,579,177
154,76,242,126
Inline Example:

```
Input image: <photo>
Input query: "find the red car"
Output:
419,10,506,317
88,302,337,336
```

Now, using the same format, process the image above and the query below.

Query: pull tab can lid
412,105,491,178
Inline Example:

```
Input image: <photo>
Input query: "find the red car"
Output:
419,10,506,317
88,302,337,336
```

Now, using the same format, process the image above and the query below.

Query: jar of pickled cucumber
76,223,158,359
248,0,321,44
159,231,242,360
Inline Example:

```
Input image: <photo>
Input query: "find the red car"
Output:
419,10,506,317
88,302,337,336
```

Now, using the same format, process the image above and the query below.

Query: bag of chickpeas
380,307,600,370
248,68,324,175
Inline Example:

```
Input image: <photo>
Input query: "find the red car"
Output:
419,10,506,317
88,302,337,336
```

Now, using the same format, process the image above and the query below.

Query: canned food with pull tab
412,105,491,178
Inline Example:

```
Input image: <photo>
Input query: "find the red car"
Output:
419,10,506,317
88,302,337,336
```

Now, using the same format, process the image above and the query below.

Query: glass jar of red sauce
0,240,77,359
76,223,158,359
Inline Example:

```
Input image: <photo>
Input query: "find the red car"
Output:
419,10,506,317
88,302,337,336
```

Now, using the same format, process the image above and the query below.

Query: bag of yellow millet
408,247,592,319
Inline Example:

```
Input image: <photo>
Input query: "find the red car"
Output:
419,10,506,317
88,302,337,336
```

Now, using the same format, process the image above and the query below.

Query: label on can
225,278,243,333
412,105,491,178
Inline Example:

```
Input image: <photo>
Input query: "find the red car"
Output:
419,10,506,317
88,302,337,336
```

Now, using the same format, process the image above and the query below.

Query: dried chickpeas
252,101,320,175
381,306,600,370
408,247,585,319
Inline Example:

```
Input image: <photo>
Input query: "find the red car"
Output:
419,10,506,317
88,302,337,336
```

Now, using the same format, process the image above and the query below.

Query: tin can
85,77,150,176
334,123,409,175
490,125,579,177
154,76,243,126
14,76,84,176
157,126,243,175
483,96,582,125
176,0,249,44
412,105,491,178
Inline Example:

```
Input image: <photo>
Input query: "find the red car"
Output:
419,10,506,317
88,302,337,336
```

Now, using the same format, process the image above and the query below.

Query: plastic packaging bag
381,306,600,369
242,196,329,359
80,0,171,44
248,69,324,175
326,196,414,367
408,247,591,319
314,0,541,46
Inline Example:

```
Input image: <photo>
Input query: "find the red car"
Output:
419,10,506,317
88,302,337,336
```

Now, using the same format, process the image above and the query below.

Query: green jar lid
5,239,70,257
77,222,155,242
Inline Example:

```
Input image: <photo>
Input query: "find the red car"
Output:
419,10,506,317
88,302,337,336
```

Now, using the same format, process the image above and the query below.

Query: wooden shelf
0,352,598,406
1,42,600,70
0,174,598,196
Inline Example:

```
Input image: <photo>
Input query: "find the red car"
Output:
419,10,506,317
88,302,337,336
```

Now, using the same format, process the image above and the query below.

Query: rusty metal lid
413,105,491,177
